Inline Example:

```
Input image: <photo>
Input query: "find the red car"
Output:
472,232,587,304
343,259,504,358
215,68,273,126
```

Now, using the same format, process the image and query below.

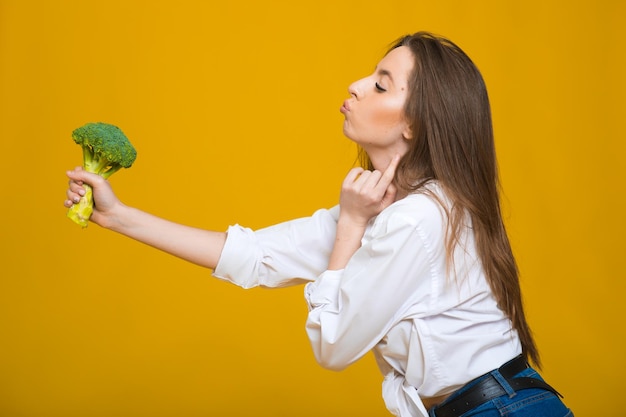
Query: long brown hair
362,32,540,366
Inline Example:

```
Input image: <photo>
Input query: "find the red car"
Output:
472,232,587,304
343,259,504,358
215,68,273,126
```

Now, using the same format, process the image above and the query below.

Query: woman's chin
342,126,358,143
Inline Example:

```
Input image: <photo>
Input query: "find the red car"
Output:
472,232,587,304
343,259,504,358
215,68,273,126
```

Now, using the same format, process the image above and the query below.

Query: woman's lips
340,100,351,114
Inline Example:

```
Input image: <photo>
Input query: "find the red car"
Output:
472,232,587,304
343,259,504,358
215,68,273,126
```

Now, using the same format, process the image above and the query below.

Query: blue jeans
428,366,573,417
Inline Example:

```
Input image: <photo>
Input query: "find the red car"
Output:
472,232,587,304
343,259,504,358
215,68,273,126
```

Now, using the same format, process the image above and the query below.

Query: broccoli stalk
67,122,137,227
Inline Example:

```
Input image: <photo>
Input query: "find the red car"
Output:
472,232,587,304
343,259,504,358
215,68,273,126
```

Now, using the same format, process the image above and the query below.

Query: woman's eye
375,82,387,92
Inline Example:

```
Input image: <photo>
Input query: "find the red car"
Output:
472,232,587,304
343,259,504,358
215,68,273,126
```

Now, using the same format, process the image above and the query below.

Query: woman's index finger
381,154,401,183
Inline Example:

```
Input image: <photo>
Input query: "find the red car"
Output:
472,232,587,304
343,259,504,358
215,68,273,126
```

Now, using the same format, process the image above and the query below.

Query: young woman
64,32,572,417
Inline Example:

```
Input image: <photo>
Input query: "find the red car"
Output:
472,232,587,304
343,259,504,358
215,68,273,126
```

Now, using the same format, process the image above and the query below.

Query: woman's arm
305,201,441,370
65,167,226,269
327,155,400,270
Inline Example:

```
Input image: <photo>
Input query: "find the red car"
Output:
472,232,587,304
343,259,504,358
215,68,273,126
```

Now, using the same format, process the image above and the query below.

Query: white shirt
213,185,521,417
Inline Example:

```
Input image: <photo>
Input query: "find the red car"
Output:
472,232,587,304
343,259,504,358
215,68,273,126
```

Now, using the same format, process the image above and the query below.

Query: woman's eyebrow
375,67,395,85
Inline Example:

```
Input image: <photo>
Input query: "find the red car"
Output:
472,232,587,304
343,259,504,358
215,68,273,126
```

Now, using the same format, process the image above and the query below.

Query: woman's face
341,46,414,153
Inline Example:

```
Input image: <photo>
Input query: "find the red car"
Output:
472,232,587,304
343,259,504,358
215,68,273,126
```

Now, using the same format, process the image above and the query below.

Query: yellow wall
1,1,624,416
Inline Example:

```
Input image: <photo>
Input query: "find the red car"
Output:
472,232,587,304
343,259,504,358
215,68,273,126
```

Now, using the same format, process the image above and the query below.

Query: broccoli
67,122,137,227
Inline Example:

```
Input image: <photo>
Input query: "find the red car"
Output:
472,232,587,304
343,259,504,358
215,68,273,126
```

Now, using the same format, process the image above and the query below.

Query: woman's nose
348,78,363,99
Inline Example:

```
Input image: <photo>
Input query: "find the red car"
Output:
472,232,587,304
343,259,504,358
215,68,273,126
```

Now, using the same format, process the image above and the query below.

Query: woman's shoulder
391,182,446,214
376,183,448,230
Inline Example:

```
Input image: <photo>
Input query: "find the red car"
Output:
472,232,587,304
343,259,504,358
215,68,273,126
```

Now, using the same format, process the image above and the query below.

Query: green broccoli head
72,122,137,179
67,122,137,227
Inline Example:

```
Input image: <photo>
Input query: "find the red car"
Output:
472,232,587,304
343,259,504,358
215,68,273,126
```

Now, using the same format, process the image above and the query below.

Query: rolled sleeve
213,225,263,289
212,207,339,289
305,269,343,310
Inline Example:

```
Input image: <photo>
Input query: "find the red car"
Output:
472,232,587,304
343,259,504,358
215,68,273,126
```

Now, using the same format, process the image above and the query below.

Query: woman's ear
402,124,413,140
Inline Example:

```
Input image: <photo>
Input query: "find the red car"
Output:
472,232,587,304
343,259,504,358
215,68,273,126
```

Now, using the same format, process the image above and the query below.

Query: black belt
433,355,563,417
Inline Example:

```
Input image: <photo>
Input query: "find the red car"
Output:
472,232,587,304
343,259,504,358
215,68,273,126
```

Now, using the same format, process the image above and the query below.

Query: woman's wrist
95,202,131,231
327,215,367,270
337,210,370,230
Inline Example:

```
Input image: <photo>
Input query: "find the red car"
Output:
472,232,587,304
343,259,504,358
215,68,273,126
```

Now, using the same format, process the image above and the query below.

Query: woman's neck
367,148,406,172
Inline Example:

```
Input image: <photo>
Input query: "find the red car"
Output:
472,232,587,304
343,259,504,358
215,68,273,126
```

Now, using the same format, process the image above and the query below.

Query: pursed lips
340,99,351,114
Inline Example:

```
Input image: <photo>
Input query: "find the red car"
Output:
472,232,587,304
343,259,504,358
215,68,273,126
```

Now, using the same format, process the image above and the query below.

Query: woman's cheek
372,103,406,129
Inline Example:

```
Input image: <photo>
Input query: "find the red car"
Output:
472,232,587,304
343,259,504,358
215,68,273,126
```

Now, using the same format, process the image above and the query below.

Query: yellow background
1,1,624,416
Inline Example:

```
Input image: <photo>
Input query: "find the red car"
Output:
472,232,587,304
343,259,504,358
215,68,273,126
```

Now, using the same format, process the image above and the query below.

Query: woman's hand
64,166,122,228
64,167,226,268
327,155,401,271
338,155,400,227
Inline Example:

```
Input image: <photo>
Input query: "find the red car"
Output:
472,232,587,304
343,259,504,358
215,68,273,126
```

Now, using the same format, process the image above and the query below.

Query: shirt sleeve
304,202,443,371
212,206,340,289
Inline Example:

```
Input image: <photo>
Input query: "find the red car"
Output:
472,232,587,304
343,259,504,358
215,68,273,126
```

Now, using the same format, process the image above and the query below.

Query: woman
64,32,572,416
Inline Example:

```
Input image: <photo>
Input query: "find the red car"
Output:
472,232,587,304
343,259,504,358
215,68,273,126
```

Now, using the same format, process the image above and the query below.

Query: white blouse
213,185,521,417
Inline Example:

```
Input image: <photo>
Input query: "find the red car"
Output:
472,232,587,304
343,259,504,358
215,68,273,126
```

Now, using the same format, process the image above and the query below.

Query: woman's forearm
327,156,400,270
104,203,226,269
327,216,366,270
65,168,226,269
